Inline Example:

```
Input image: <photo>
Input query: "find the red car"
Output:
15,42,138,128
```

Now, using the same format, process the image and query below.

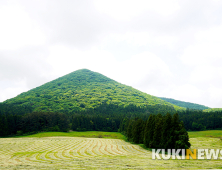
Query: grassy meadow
188,130,222,138
17,131,126,140
0,130,221,169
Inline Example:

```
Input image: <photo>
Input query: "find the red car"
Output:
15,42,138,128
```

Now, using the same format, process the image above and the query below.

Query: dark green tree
0,113,8,136
132,119,144,144
161,113,173,149
144,114,155,148
152,114,163,148
126,119,134,141
175,122,191,149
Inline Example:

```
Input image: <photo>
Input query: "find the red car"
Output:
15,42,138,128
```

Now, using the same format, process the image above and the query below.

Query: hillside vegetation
159,97,209,110
3,69,183,113
203,108,222,112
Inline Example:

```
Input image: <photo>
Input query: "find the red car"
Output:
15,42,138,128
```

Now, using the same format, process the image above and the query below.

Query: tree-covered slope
158,97,210,110
3,69,184,113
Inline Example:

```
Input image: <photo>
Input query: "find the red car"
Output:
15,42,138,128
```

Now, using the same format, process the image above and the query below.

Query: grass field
17,131,126,140
0,131,221,169
188,130,222,138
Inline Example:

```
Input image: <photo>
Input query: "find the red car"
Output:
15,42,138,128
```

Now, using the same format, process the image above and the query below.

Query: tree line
0,112,121,137
0,112,69,136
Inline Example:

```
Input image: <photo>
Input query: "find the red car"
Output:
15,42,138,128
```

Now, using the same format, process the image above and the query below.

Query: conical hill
3,69,184,113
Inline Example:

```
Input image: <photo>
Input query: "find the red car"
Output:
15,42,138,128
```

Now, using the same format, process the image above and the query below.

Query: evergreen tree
126,119,134,141
161,113,173,149
132,119,144,144
175,122,191,149
170,113,180,148
144,114,155,148
72,117,80,131
57,113,69,132
0,113,8,136
6,114,16,135
152,114,163,148
119,117,129,134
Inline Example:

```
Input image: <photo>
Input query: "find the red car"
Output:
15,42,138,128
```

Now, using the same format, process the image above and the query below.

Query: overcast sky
1,0,222,108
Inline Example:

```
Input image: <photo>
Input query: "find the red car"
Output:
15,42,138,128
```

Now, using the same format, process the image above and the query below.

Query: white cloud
170,84,203,101
114,32,152,46
93,0,180,21
154,35,178,49
0,79,29,102
179,24,222,107
0,3,46,50
180,25,222,84
105,31,178,50
46,44,118,78
208,85,222,108
181,25,222,66
120,52,172,85
189,65,222,86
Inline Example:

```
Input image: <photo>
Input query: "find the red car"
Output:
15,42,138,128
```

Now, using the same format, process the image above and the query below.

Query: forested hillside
159,97,209,110
3,69,183,113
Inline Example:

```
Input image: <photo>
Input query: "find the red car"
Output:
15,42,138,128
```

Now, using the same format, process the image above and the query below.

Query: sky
1,0,222,108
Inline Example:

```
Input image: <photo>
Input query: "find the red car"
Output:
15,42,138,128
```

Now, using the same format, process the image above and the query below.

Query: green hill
158,97,210,110
3,69,184,113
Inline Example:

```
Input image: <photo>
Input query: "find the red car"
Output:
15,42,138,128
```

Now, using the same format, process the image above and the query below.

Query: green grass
16,130,222,141
188,130,222,138
16,131,126,140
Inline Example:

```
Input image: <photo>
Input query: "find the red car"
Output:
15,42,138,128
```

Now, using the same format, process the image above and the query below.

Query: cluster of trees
119,113,191,149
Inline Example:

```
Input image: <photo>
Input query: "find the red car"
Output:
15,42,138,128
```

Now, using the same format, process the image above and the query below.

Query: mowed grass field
0,130,221,169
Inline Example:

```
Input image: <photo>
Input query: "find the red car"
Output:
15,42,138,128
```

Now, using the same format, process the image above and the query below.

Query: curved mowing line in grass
0,137,151,168
83,140,96,156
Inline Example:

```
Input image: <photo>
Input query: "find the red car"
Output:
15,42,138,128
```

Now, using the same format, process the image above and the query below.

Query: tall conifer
153,114,163,148
132,119,144,144
161,113,173,149
144,114,155,148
